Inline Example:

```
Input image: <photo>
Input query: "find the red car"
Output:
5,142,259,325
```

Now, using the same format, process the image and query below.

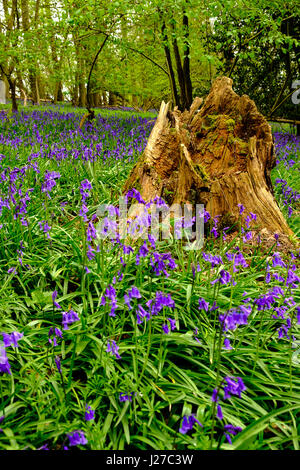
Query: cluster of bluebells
198,298,219,314
274,132,299,166
211,269,236,286
101,285,118,317
219,303,252,350
62,309,80,330
254,252,300,340
274,133,299,214
146,291,176,333
0,331,24,375
274,180,299,219
0,111,299,451
123,285,176,332
67,430,87,447
41,170,61,199
225,249,249,272
162,317,176,334
124,286,141,310
212,376,246,444
106,340,121,359
38,220,51,239
150,251,177,277
48,327,63,346
79,179,92,223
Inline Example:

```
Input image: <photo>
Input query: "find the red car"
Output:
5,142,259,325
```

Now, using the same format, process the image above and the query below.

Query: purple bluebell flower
48,327,63,346
80,179,92,202
202,252,223,267
52,290,62,309
199,208,210,223
211,270,236,286
224,424,242,444
62,309,80,330
223,376,246,400
211,388,219,403
179,414,203,434
0,415,4,432
119,392,134,402
87,245,95,260
223,338,232,350
85,404,95,421
7,267,17,275
41,170,61,198
217,404,223,420
136,304,150,324
198,298,209,312
162,318,176,334
2,331,23,348
0,345,11,374
272,252,286,268
150,251,177,277
146,292,175,317
67,430,87,447
107,340,121,359
79,203,89,221
238,204,244,215
38,220,51,239
219,305,250,332
296,307,300,325
55,356,62,373
101,285,117,316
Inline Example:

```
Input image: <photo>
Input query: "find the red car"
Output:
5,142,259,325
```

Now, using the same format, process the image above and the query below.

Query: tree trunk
123,76,293,236
160,18,179,108
29,73,40,104
57,81,63,102
8,77,18,112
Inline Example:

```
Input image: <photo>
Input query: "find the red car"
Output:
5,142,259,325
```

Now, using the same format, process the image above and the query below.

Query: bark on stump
123,76,293,236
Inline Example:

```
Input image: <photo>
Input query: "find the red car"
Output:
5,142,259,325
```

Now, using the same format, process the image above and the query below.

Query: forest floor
0,104,299,450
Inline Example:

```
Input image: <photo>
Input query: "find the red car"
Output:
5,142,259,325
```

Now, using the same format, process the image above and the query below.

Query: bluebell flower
67,430,87,446
224,424,242,444
238,204,244,215
62,309,80,330
179,414,203,434
198,298,209,312
2,331,23,348
0,345,11,374
85,404,95,421
55,356,62,373
223,376,246,400
162,318,176,334
119,392,135,402
217,404,223,420
107,340,121,359
52,290,62,309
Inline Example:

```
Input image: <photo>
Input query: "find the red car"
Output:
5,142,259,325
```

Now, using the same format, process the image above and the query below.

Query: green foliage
0,105,299,450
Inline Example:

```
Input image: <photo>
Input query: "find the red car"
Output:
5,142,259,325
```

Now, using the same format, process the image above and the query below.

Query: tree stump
123,76,293,236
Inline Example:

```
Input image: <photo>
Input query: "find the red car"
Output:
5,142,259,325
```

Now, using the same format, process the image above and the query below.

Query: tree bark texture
123,76,293,236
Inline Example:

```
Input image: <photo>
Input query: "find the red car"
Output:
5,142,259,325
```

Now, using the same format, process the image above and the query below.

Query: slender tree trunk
161,19,179,108
9,77,18,111
171,23,187,110
183,11,193,107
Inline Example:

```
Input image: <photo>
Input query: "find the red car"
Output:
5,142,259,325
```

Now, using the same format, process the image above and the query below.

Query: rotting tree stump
123,76,293,236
